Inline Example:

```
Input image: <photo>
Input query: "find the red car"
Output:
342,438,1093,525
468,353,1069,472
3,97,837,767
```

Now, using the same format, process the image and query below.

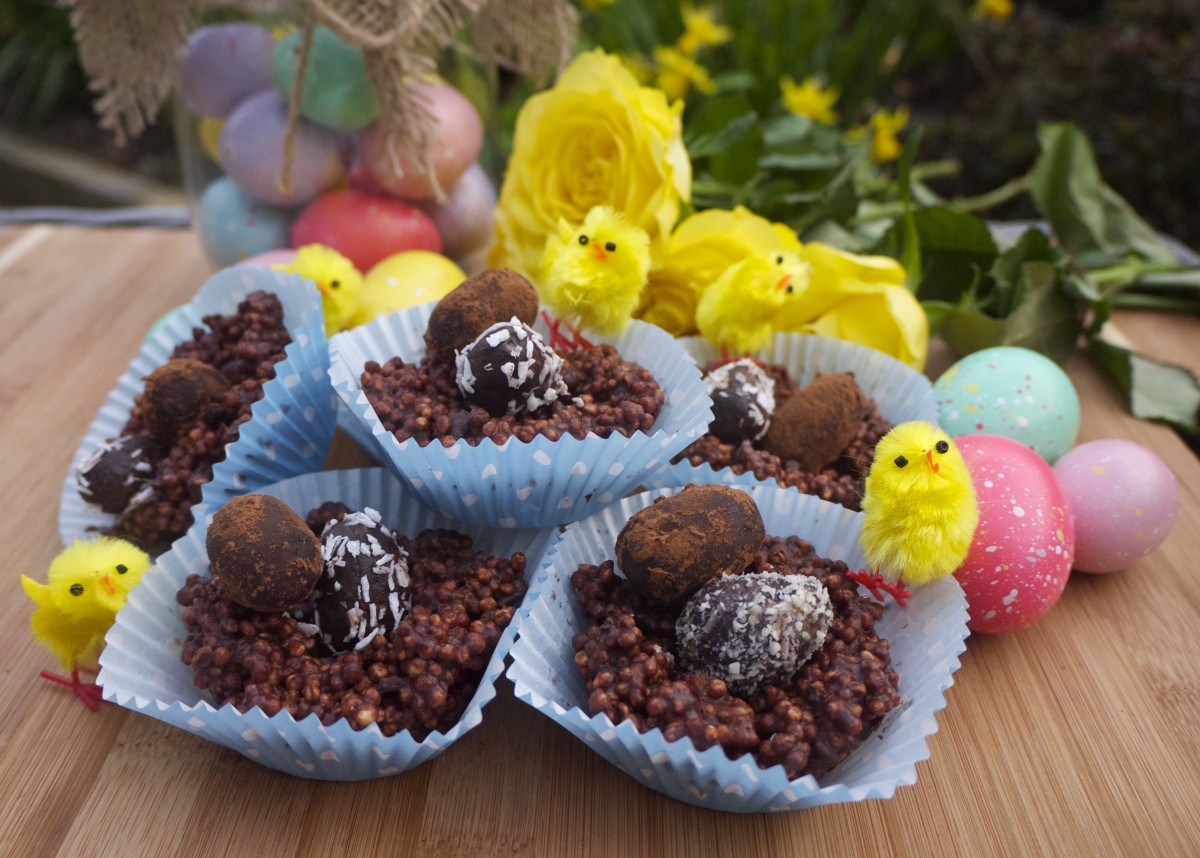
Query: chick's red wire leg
846,569,912,607
38,669,104,711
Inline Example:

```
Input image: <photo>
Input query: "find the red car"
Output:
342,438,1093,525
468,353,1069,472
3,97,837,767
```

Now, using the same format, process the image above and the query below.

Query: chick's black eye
116,564,128,574
776,255,784,264
70,583,84,596
605,241,616,252
936,440,949,454
786,285,794,293
894,455,908,468
578,234,589,246
330,280,340,289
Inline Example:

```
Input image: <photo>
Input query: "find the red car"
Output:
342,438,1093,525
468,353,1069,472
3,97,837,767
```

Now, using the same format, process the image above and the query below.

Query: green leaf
978,228,1058,317
685,95,763,185
685,109,759,159
1087,337,1200,433
907,207,998,304
935,261,1083,362
1031,123,1178,264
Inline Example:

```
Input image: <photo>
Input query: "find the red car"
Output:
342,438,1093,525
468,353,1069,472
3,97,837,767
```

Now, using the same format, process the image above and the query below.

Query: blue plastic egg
196,177,294,266
934,346,1080,463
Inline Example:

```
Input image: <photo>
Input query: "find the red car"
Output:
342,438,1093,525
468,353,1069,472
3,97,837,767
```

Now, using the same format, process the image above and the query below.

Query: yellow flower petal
678,3,733,56
779,75,839,125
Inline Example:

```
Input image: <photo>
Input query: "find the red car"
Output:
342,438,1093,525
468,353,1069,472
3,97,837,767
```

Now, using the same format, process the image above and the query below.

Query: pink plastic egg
356,81,484,201
290,188,442,272
238,248,298,269
1052,439,1177,573
421,162,496,258
954,434,1075,634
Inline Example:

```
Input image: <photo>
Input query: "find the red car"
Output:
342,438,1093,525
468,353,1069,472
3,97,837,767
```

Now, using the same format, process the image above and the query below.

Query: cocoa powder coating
615,484,765,609
762,373,864,472
424,268,540,361
206,493,322,612
140,358,230,445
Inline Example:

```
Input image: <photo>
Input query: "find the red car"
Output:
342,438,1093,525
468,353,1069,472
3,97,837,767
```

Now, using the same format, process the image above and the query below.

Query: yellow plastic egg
354,251,467,326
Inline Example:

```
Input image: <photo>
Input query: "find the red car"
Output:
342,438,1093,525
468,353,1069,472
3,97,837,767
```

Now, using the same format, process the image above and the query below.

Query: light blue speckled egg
196,177,294,266
933,346,1080,463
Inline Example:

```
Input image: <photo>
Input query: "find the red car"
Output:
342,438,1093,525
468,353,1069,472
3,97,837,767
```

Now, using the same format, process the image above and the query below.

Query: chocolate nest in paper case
178,502,528,738
571,533,901,780
672,361,891,511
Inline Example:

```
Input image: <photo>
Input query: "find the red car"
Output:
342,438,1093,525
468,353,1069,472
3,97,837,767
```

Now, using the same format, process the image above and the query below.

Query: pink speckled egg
1052,439,1177,574
237,248,298,268
954,434,1075,634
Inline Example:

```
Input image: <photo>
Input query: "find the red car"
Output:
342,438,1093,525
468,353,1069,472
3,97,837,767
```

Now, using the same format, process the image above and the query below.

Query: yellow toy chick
695,250,811,356
21,537,151,709
276,244,364,334
538,205,651,350
850,421,978,606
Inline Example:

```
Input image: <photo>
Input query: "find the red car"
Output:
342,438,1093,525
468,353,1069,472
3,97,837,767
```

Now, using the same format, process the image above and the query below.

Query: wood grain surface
1,225,1197,857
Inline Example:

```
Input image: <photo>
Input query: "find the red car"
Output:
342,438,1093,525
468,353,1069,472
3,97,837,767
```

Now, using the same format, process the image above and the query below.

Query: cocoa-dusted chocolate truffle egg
616,484,766,609
705,358,776,444
140,357,229,445
455,318,569,416
676,571,832,695
76,434,160,514
762,372,864,472
206,493,322,612
313,508,411,653
424,268,540,361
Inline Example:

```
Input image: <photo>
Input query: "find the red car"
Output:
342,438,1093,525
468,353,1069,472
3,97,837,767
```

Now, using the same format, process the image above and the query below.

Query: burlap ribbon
62,0,577,197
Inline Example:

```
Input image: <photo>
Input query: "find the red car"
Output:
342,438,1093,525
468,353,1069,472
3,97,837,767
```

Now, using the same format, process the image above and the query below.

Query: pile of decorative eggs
179,22,494,273
932,346,1178,634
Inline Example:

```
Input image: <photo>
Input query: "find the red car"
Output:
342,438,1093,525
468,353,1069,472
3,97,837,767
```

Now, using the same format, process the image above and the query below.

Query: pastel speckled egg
934,346,1080,463
954,434,1075,634
1052,439,1177,573
196,177,293,266
271,26,379,130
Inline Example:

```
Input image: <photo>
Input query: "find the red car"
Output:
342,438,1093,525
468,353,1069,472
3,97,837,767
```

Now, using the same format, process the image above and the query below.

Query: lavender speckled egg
954,434,1075,634
934,347,1080,463
1052,439,1177,573
178,23,275,118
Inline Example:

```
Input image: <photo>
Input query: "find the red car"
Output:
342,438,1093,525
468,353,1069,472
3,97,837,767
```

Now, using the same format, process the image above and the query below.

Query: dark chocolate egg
615,484,765,609
762,372,864,471
454,318,569,416
313,508,411,653
675,571,832,695
76,434,160,514
206,493,322,612
705,358,776,444
424,268,540,362
140,357,229,445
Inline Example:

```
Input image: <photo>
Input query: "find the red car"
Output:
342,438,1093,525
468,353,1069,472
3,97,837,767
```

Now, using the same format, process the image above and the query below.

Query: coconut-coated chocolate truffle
424,268,540,362
140,357,229,445
313,508,411,653
676,571,832,695
705,358,776,445
455,318,569,416
77,434,160,514
206,493,322,612
762,373,864,472
616,484,766,609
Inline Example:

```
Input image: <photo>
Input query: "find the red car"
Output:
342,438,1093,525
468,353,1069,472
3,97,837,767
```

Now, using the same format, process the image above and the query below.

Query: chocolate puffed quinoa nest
361,343,664,448
104,291,292,554
571,533,901,781
672,360,891,511
178,503,528,739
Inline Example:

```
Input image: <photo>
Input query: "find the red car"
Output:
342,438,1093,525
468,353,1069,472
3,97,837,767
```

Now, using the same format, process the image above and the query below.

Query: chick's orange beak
926,449,940,474
101,573,116,596
591,243,608,262
776,274,792,291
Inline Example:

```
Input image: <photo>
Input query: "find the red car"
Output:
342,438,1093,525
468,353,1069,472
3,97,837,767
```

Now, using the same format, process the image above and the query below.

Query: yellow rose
638,206,798,335
775,242,929,370
489,49,691,281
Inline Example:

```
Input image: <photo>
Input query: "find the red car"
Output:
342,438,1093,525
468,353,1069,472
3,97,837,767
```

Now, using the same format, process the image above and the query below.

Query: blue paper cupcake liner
507,484,968,812
97,467,557,780
59,266,338,547
651,332,938,494
328,304,713,528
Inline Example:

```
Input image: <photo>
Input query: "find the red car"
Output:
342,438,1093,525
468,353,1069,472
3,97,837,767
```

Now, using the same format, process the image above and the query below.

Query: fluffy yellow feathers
854,421,978,603
277,244,364,334
22,537,151,708
539,206,651,340
695,250,811,355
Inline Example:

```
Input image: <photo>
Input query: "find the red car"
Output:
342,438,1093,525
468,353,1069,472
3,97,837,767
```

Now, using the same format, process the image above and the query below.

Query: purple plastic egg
219,89,347,206
1052,439,1177,573
178,24,276,118
421,162,496,258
